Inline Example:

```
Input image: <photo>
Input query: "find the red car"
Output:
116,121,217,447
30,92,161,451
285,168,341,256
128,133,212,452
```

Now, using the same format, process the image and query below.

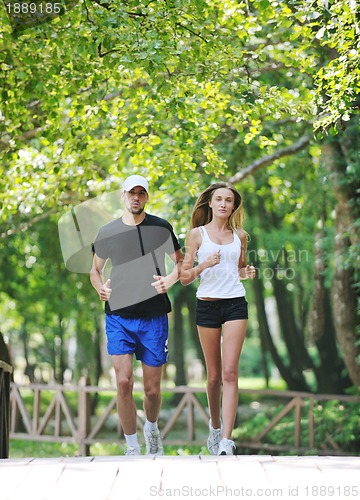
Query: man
90,175,183,456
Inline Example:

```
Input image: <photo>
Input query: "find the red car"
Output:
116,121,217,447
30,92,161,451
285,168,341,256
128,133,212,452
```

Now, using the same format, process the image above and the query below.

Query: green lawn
9,439,206,458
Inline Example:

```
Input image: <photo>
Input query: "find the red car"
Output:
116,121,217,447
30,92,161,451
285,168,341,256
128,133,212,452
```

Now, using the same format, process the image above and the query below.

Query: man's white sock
144,419,158,432
124,432,140,448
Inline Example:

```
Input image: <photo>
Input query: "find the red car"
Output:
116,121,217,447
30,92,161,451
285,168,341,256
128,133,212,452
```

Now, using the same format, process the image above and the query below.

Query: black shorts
196,297,248,328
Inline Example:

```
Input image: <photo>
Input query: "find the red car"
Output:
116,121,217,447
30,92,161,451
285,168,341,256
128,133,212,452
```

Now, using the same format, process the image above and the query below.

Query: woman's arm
237,229,256,280
180,228,220,285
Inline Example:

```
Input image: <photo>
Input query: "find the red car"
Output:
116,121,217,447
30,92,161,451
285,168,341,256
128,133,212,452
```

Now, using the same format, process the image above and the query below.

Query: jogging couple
90,175,256,456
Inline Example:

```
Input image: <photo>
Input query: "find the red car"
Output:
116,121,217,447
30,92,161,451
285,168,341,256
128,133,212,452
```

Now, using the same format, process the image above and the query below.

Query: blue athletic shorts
105,314,169,367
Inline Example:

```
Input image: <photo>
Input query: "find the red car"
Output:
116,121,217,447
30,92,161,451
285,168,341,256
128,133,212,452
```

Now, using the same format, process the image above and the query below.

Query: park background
0,0,359,457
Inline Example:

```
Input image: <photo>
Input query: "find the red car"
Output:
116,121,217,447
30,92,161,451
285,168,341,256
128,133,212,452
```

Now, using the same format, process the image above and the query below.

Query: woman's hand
244,265,256,279
204,249,221,269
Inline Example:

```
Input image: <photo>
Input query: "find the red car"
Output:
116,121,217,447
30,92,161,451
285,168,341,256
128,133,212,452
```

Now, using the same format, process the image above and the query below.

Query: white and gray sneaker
125,446,141,456
207,420,223,455
218,438,236,455
144,427,164,455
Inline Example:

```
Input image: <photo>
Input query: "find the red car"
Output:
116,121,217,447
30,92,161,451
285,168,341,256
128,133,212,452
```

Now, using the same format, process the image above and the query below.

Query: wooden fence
8,379,360,456
0,360,13,458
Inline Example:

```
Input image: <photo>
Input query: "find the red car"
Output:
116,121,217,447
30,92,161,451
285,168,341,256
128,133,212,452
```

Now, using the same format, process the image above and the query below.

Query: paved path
0,455,359,500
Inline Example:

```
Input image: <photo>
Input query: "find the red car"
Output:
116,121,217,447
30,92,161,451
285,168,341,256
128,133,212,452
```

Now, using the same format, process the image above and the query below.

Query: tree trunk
0,332,12,366
307,221,352,393
90,314,103,414
307,222,326,344
173,291,187,386
184,288,205,367
93,314,103,386
21,320,36,383
57,314,66,384
322,133,360,386
253,274,309,390
315,289,352,393
271,271,312,391
252,278,272,386
332,209,360,385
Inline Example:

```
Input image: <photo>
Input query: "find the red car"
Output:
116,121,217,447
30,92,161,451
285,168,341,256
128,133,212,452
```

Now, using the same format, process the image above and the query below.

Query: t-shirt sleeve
167,222,181,254
93,230,109,260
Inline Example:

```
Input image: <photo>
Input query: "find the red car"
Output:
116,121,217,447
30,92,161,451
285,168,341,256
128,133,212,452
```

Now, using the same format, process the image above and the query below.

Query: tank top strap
233,229,241,245
198,226,206,239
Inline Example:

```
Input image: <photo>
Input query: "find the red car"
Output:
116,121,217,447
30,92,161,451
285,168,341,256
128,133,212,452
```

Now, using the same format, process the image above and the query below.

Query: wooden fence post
78,375,91,456
0,360,13,458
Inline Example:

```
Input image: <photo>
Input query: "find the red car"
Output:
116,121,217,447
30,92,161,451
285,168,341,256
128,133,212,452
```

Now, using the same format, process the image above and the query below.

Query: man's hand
151,275,170,294
99,278,112,301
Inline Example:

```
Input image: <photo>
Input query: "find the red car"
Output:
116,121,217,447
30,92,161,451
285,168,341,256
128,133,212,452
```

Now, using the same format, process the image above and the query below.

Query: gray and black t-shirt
93,213,181,317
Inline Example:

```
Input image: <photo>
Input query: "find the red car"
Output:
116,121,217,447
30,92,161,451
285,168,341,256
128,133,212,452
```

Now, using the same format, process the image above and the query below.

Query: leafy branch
228,135,310,183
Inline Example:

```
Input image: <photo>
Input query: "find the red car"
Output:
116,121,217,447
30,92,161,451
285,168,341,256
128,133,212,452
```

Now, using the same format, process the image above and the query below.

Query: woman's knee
207,375,222,391
222,368,238,385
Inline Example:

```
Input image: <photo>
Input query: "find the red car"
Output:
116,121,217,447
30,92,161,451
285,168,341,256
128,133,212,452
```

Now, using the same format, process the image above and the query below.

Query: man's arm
151,248,183,294
90,254,112,301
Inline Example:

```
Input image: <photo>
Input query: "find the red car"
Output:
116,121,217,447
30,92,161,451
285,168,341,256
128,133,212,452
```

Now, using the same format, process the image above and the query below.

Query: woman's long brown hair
190,182,245,230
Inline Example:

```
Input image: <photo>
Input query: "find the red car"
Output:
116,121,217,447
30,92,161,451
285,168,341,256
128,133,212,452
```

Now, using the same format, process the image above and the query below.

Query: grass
9,439,207,458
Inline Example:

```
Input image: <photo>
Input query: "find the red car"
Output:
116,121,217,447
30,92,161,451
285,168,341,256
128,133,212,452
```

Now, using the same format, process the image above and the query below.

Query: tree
0,0,358,387
0,219,102,383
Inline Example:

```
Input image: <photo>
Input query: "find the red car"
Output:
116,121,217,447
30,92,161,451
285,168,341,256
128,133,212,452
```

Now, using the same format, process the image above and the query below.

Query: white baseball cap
123,175,149,192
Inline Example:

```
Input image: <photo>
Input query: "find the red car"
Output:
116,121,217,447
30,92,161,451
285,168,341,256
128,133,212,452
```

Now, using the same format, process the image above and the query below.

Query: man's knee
116,373,134,397
144,383,161,401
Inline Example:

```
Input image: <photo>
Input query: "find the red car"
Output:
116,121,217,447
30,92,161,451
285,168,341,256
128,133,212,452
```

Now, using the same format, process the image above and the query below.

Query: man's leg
142,363,163,422
142,363,164,455
112,353,140,454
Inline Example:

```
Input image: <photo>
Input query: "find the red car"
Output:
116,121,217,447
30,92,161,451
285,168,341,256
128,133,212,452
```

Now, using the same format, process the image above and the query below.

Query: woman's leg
197,325,222,428
221,319,247,439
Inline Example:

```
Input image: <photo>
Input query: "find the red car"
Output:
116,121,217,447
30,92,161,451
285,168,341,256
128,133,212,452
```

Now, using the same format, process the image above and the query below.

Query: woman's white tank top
196,226,246,299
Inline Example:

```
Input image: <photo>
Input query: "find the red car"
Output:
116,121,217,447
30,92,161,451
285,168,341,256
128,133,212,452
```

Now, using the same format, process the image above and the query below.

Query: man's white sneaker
207,420,222,455
125,446,141,456
218,438,236,455
144,427,164,455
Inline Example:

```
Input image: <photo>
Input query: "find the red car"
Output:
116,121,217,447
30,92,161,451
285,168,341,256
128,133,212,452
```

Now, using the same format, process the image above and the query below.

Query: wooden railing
8,379,360,456
0,360,13,458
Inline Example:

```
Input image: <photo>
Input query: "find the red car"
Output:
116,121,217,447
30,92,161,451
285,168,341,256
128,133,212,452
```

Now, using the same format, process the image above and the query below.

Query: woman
180,182,255,455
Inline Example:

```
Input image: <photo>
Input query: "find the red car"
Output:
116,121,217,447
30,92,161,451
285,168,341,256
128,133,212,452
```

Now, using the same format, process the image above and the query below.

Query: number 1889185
5,2,62,14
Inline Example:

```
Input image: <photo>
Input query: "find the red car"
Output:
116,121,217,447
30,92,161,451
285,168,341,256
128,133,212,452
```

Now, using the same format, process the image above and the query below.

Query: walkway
1,455,359,500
